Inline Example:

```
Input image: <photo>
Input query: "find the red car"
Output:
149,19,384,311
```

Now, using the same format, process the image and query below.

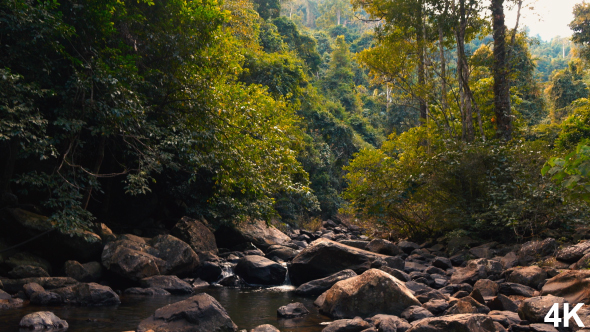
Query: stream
0,286,330,332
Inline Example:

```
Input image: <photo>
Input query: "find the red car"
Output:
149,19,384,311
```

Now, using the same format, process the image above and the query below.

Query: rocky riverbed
2,208,590,331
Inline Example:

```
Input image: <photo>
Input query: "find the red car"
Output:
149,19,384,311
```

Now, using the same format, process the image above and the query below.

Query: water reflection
0,287,330,332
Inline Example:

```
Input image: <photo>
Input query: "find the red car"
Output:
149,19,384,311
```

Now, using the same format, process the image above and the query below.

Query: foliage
543,141,590,203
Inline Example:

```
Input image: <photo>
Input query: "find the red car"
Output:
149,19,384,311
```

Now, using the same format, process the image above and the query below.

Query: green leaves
543,141,590,203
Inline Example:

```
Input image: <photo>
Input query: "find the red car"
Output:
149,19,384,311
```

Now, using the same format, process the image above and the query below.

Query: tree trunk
82,136,106,210
417,1,428,123
456,0,474,141
438,26,451,132
491,0,512,140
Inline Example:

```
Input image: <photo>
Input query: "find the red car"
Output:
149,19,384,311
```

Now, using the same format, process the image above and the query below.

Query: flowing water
0,287,330,332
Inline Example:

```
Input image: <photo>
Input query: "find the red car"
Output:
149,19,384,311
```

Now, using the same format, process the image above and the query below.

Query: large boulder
541,270,590,304
0,208,103,261
215,220,291,251
295,269,357,296
19,312,68,330
518,295,566,324
137,293,238,332
53,282,120,306
366,239,401,256
507,266,547,289
64,260,103,282
321,317,371,332
8,265,49,278
235,256,287,285
450,258,502,285
556,240,590,263
289,238,403,285
3,251,52,274
406,314,497,332
101,234,200,281
518,238,557,266
171,216,218,256
320,269,420,319
139,275,193,294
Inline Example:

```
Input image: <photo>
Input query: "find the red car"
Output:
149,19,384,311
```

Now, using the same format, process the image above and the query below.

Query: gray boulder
406,314,497,332
53,282,120,306
64,260,103,282
235,255,286,285
140,275,193,294
19,311,68,330
277,302,309,318
295,269,357,296
171,216,218,256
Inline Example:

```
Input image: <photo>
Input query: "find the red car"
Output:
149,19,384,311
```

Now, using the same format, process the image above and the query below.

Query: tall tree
491,0,512,140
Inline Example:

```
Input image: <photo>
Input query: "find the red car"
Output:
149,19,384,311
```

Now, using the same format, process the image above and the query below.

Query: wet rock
320,269,420,319
191,278,209,289
53,282,120,306
277,302,309,318
321,317,371,332
540,270,590,304
5,251,52,274
215,220,291,252
265,246,298,262
518,295,566,324
289,239,398,285
2,277,78,294
251,324,280,332
139,275,193,294
195,261,223,282
101,239,165,281
218,275,245,288
235,256,286,285
295,270,357,296
507,266,547,289
0,297,25,309
400,305,434,322
406,313,497,332
366,239,401,256
64,260,103,282
8,265,49,278
124,287,171,296
474,279,499,297
499,282,537,297
19,311,68,330
30,291,62,305
171,216,218,256
137,293,238,332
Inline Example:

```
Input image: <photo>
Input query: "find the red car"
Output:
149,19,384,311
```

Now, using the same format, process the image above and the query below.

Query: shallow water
0,286,330,332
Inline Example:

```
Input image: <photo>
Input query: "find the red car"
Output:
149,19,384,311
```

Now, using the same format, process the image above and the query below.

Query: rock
195,261,223,282
432,257,452,270
366,239,401,256
97,223,117,243
0,289,11,300
215,220,291,252
101,239,165,281
474,279,499,297
8,265,50,278
507,266,547,289
1,277,78,294
469,288,486,304
488,294,519,312
400,305,433,322
251,325,280,332
0,208,103,261
367,314,411,332
125,287,171,296
149,235,201,276
265,247,298,262
19,311,68,330
541,270,590,305
488,310,522,327
571,252,590,269
398,241,420,254
0,297,24,309
319,269,420,319
469,244,494,259
295,270,357,296
277,302,309,318
171,216,218,256
235,256,286,285
444,296,490,315
140,275,193,294
64,260,103,282
53,282,120,305
191,278,209,289
556,240,590,263
518,295,566,324
379,267,410,282
500,252,519,269
289,238,401,285
30,291,63,305
422,299,450,315
518,238,557,266
450,258,501,285
498,282,536,297
23,282,45,298
321,317,371,332
137,293,238,332
338,240,369,250
101,234,200,281
406,314,497,332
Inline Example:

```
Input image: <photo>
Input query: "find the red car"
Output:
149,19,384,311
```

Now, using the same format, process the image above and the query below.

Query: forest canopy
1,0,590,242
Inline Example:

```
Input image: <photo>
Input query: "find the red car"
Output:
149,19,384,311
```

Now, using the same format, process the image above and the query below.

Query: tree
491,0,512,140
570,2,590,62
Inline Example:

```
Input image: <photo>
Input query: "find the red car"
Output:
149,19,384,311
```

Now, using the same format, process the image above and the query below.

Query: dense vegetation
1,0,590,242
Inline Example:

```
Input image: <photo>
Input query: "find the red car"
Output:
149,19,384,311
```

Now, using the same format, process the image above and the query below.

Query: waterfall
220,262,235,279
